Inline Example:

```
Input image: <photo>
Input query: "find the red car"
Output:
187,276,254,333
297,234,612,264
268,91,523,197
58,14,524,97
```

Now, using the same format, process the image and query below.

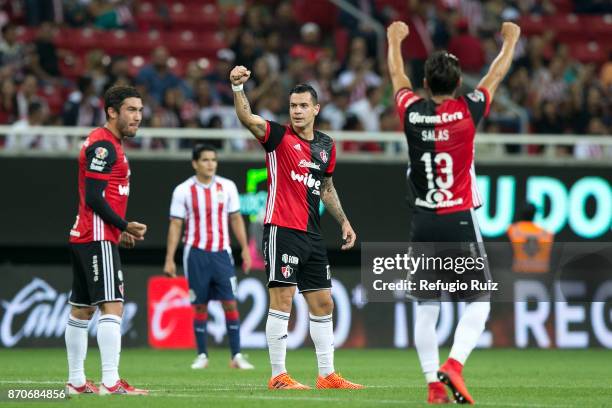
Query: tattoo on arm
234,90,266,137
321,177,347,226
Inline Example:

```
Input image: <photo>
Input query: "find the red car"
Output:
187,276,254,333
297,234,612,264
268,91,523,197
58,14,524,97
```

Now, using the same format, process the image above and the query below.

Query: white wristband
231,83,244,92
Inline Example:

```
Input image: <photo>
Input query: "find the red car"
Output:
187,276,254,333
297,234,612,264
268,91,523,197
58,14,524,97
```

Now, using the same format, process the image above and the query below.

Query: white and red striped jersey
170,175,240,252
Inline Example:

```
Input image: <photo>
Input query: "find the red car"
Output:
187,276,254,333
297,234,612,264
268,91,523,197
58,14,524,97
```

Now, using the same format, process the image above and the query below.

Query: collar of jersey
192,175,216,188
288,124,317,144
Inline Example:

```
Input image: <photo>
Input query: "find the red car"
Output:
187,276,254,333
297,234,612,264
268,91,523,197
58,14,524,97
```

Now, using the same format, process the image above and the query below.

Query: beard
118,118,138,138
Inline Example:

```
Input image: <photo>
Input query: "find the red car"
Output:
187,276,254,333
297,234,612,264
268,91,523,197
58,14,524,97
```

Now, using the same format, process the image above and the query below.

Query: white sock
309,313,335,377
414,302,441,384
450,301,490,365
65,315,90,387
97,314,122,387
266,309,289,377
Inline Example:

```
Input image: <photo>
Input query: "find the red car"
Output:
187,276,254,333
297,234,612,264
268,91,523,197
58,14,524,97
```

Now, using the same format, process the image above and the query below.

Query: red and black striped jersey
395,87,491,214
69,127,130,244
260,120,336,234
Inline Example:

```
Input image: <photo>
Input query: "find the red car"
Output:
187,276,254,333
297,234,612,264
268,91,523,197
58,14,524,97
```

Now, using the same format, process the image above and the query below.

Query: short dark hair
27,101,43,116
103,85,141,120
289,83,318,104
519,203,537,221
192,143,217,161
424,51,461,96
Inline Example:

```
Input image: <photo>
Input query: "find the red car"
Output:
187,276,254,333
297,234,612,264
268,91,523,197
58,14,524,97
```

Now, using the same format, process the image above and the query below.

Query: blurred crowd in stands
0,0,610,158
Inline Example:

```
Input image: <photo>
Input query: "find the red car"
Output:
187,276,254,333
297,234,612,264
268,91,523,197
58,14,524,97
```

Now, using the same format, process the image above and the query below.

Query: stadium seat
517,15,545,36
104,31,164,56
569,41,606,64
292,0,338,30
55,28,104,54
545,14,582,35
551,0,574,13
583,14,612,37
223,8,243,28
169,3,220,31
164,31,226,59
135,1,169,31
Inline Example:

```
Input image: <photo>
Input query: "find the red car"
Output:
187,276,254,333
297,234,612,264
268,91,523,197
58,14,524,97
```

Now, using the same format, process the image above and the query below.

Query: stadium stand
0,0,610,157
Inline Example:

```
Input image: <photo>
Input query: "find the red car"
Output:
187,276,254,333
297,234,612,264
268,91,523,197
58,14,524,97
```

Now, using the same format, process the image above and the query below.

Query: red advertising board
147,276,195,349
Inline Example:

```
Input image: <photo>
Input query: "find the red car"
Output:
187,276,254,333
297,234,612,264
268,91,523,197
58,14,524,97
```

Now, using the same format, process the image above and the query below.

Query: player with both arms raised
387,20,520,404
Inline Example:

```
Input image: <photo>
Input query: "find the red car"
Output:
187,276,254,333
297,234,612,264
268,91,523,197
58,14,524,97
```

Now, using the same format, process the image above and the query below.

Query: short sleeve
463,87,491,126
84,140,117,180
260,120,286,152
169,185,187,219
227,181,241,213
324,142,336,177
395,87,422,124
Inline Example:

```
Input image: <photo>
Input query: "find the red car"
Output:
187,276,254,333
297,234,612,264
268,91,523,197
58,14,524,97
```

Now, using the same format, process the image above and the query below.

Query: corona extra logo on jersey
290,170,321,195
408,111,464,125
95,147,108,160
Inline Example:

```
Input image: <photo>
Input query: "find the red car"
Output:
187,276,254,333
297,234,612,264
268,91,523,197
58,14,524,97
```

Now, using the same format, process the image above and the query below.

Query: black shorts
263,225,331,292
407,208,491,301
69,241,125,306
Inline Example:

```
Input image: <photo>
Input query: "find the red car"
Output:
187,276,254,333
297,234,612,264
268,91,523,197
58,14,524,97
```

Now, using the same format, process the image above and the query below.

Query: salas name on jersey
70,127,130,244
395,87,491,214
260,120,336,234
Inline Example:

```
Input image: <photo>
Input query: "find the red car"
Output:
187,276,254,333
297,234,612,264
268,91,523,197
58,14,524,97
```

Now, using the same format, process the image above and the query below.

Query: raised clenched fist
501,22,521,43
387,21,409,43
229,65,251,86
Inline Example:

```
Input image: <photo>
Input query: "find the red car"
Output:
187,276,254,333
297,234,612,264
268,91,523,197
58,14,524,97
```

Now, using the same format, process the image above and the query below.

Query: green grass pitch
0,348,610,407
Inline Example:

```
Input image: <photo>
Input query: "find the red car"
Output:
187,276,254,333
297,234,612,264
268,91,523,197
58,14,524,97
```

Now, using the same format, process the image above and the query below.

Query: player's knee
99,301,123,317
221,300,237,312
316,297,334,315
269,288,294,312
72,306,95,320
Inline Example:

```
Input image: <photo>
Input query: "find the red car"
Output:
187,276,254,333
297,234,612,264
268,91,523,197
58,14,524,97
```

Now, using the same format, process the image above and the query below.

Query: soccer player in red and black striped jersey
231,66,363,390
387,21,520,404
65,85,148,395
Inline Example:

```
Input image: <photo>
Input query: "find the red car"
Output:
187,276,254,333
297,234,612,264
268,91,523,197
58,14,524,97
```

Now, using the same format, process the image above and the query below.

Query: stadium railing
1,125,611,165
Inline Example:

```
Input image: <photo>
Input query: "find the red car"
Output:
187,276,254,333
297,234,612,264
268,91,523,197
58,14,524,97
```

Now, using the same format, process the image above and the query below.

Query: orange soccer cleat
316,372,364,389
268,373,311,390
438,359,474,404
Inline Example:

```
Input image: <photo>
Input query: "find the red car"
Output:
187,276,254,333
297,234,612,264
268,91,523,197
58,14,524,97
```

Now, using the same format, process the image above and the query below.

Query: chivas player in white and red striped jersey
163,144,254,370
